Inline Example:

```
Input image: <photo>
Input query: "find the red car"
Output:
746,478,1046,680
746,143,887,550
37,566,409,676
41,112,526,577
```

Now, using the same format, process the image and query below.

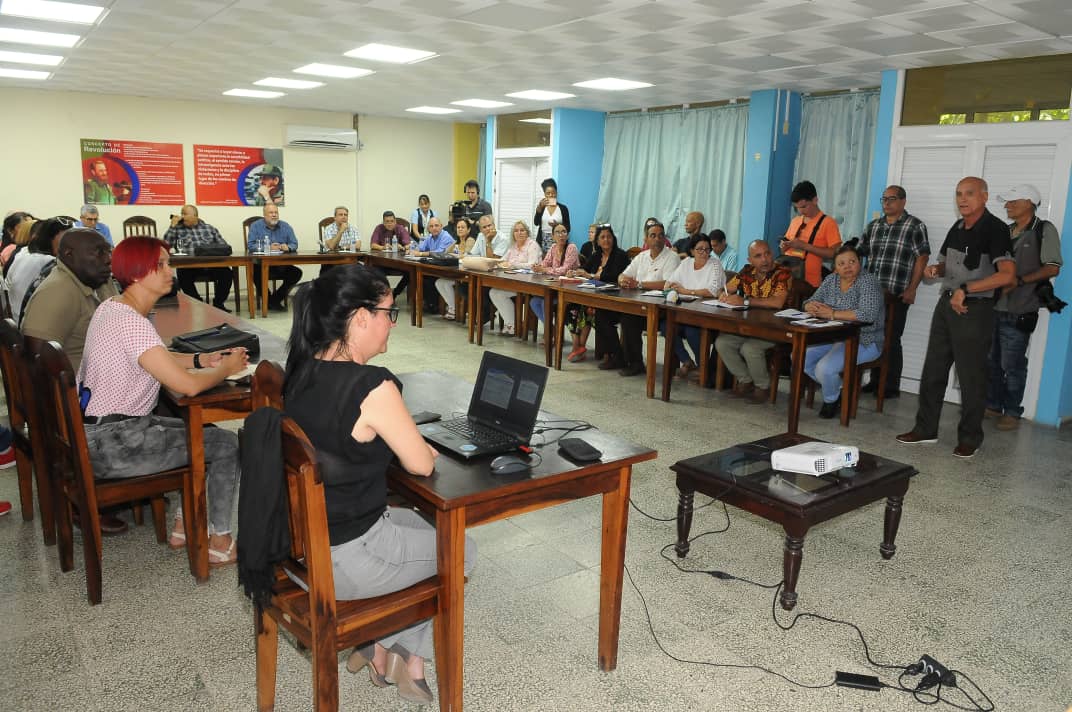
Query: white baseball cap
997,184,1041,205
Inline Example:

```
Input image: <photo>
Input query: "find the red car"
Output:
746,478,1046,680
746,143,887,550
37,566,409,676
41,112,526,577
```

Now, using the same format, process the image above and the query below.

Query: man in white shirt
477,215,511,257
601,221,679,376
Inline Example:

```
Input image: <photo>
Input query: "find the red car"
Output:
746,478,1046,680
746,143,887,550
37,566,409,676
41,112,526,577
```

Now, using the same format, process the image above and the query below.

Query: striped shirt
858,212,930,295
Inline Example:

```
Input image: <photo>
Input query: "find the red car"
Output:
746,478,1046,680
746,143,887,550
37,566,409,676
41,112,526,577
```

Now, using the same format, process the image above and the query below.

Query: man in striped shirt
858,185,930,398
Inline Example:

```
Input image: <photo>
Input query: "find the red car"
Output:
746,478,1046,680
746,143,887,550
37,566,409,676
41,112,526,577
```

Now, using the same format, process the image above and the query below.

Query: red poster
80,138,185,205
193,145,286,207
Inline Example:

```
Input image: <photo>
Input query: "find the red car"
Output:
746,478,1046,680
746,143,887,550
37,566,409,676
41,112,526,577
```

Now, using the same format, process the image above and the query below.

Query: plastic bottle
391,235,399,253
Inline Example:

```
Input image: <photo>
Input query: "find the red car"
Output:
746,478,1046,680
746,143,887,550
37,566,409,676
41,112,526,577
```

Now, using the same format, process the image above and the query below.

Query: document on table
642,290,665,297
702,299,747,309
775,309,809,319
794,318,844,328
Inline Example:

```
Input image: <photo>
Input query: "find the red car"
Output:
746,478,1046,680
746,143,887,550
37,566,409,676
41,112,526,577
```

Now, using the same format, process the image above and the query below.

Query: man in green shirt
83,159,116,205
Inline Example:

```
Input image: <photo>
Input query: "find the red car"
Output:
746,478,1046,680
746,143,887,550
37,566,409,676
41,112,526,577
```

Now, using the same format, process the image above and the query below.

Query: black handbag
193,244,233,256
171,323,260,358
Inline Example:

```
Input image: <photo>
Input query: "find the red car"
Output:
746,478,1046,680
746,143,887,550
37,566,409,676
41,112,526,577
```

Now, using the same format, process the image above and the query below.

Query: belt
83,413,136,425
942,289,991,301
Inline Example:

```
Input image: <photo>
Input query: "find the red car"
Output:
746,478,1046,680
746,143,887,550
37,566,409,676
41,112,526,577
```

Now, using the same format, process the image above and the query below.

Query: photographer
987,184,1063,430
461,179,492,224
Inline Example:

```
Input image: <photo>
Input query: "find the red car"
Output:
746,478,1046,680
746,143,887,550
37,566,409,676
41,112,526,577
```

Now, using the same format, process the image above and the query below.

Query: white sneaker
502,324,515,336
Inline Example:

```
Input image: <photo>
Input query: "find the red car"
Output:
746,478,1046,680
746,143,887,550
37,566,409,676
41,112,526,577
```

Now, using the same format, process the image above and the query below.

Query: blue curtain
794,92,880,241
595,104,749,249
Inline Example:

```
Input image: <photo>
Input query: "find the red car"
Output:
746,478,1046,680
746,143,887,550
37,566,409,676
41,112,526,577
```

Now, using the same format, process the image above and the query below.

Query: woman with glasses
663,233,726,379
488,220,543,336
80,237,248,566
529,222,580,325
284,265,476,705
567,224,630,364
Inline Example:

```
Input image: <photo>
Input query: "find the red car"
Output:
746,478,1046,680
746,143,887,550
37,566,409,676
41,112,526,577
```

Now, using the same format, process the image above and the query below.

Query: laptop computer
418,351,549,459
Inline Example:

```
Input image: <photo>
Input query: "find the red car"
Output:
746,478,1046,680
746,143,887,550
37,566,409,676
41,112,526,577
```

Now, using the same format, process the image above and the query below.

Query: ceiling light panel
294,63,373,78
254,77,323,89
0,27,80,47
223,88,284,99
572,78,653,91
345,43,436,64
406,106,461,115
505,89,575,101
0,49,62,65
0,66,50,79
451,99,514,108
0,0,104,24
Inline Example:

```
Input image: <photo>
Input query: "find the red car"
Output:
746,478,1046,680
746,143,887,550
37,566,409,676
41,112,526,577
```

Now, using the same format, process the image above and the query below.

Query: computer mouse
489,454,531,475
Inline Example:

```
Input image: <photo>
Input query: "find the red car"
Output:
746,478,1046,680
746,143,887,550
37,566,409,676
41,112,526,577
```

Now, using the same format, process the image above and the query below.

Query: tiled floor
2,299,1070,711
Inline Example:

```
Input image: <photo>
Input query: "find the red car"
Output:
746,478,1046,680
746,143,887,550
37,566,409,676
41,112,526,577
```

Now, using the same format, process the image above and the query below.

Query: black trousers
914,294,996,449
593,310,624,362
251,263,302,301
177,267,232,306
618,313,646,366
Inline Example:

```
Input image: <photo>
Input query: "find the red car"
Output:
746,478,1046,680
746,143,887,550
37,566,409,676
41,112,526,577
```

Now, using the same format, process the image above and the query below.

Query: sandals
567,347,587,363
346,645,388,688
168,518,186,550
208,539,237,568
443,311,456,321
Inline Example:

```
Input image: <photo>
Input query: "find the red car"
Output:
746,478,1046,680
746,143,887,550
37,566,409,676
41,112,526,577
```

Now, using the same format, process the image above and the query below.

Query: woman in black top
565,225,630,363
284,265,476,705
533,177,571,252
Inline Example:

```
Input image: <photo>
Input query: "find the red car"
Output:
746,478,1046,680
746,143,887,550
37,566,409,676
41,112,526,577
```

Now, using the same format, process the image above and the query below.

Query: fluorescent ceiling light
0,66,49,79
505,89,575,101
572,77,653,91
0,27,80,47
0,49,62,65
451,99,514,109
294,63,373,79
406,106,461,115
254,77,323,89
223,88,284,99
519,118,552,124
344,43,436,64
1,0,104,24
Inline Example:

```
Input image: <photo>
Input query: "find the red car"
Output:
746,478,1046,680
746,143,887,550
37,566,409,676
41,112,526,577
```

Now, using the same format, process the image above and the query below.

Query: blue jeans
987,311,1030,418
530,296,546,323
804,341,881,404
657,320,701,365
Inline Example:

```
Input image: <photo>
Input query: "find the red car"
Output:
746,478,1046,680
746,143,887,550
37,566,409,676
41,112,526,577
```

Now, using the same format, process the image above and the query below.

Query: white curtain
595,104,749,249
794,92,880,241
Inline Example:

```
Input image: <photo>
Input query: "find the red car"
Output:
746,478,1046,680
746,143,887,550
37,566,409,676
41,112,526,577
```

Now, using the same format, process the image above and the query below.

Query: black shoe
268,298,287,312
818,397,841,419
212,302,232,313
618,362,645,377
861,381,879,394
598,356,624,371
882,390,900,399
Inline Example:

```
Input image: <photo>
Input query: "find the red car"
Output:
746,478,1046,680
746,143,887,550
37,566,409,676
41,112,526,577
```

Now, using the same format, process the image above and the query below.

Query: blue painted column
740,89,801,254
552,108,605,246
482,115,496,205
866,70,900,218
1035,173,1072,425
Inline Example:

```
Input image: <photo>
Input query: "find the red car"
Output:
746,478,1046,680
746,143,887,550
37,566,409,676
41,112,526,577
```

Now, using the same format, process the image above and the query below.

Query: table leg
181,406,209,583
475,280,485,346
554,294,567,370
661,311,676,401
245,264,256,319
543,291,554,367
230,266,242,315
788,334,807,434
466,278,475,344
435,506,466,712
675,488,694,557
598,465,632,671
841,334,858,427
408,268,417,326
698,328,711,388
645,306,659,398
260,262,269,318
880,495,904,560
781,526,807,610
415,269,424,328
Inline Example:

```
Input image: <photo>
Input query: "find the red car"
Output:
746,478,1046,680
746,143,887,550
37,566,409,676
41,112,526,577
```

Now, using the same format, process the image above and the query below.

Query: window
495,110,552,149
903,54,1072,126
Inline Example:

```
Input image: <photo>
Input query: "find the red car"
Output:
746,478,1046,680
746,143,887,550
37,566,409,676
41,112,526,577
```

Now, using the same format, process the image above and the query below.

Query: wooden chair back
0,319,53,540
850,293,901,417
396,217,411,233
317,217,334,242
122,215,157,238
0,276,12,319
251,360,285,410
242,216,261,245
29,336,185,604
626,246,643,259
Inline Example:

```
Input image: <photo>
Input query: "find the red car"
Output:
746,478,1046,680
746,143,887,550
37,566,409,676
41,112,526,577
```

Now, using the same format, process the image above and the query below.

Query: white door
890,122,1072,417
493,150,551,245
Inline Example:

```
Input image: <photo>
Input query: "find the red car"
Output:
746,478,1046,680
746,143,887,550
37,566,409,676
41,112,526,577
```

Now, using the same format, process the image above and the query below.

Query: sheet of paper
775,309,809,319
642,290,665,297
795,318,844,328
702,299,747,309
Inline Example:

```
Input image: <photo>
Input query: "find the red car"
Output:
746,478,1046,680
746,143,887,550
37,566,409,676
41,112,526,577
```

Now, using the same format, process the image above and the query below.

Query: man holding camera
164,205,234,311
986,184,1063,431
462,179,492,224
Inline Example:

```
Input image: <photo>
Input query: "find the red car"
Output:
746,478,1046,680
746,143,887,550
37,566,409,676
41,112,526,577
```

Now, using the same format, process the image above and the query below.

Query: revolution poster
193,145,285,207
80,138,185,205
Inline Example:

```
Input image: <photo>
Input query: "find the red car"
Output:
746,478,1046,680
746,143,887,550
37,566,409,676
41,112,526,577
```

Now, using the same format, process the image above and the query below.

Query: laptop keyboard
441,418,517,447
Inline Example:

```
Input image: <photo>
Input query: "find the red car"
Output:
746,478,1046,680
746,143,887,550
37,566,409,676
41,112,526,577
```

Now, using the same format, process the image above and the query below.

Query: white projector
771,442,859,476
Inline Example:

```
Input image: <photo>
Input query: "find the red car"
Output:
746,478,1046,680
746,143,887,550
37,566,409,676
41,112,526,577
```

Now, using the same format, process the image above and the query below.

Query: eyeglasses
880,196,903,203
596,223,612,230
54,216,75,227
367,306,400,323
692,247,711,253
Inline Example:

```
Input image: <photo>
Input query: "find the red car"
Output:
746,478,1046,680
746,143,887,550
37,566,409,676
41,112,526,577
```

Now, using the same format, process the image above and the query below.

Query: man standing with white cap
986,184,1062,430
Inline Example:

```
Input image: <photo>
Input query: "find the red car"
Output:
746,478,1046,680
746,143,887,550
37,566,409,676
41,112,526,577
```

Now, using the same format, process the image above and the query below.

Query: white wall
0,88,454,250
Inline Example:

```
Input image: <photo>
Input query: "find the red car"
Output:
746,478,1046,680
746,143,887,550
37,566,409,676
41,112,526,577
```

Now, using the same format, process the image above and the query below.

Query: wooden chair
0,276,12,319
0,319,53,542
242,216,261,245
317,217,334,245
848,293,900,417
626,246,643,259
248,362,445,712
29,337,186,605
396,217,411,233
122,215,157,238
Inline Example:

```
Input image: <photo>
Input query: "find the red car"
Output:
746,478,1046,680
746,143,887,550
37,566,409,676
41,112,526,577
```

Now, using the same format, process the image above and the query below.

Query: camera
450,200,468,219
1036,279,1067,313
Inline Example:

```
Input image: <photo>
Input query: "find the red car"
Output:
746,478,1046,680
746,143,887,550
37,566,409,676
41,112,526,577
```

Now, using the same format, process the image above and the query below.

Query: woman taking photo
409,194,435,238
80,236,248,565
566,224,630,364
284,265,476,704
802,240,885,418
663,233,726,379
529,222,580,324
533,178,570,252
488,220,542,336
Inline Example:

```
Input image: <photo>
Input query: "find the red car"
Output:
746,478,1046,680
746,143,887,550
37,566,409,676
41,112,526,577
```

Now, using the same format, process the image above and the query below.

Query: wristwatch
193,353,202,369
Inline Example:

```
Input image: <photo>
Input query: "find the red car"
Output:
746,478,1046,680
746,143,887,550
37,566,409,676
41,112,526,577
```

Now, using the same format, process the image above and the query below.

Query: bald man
674,211,705,256
897,177,1015,459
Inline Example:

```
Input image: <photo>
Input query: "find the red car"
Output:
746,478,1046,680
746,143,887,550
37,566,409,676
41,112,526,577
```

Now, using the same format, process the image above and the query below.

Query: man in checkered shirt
857,185,930,398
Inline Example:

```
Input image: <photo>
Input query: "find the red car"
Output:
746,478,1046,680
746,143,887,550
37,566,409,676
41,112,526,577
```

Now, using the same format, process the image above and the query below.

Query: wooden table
355,249,420,326
661,301,862,432
169,253,256,318
150,295,286,581
474,271,557,366
671,432,916,610
252,250,360,317
553,283,664,397
411,260,477,341
395,372,657,711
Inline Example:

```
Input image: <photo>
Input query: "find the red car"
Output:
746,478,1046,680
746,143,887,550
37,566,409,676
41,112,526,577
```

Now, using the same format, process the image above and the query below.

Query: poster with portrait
193,145,285,207
79,138,185,205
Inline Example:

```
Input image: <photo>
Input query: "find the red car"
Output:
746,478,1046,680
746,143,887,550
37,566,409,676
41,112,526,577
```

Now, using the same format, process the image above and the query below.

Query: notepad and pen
702,299,747,309
794,318,845,328
775,308,809,319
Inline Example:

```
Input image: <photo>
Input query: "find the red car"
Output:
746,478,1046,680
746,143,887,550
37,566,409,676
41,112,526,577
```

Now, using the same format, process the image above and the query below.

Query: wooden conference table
661,300,862,432
396,372,657,711
253,250,361,317
169,253,257,319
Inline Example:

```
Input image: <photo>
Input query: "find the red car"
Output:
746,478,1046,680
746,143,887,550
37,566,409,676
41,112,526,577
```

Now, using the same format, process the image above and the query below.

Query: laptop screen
467,351,548,438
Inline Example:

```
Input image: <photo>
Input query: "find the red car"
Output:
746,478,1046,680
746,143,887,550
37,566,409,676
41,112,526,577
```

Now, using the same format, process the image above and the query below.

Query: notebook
418,352,549,459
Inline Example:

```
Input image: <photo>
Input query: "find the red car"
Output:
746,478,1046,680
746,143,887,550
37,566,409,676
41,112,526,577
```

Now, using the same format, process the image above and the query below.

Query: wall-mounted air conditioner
285,125,361,151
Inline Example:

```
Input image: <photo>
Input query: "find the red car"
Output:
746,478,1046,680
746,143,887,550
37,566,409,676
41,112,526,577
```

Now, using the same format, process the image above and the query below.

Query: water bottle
391,235,399,253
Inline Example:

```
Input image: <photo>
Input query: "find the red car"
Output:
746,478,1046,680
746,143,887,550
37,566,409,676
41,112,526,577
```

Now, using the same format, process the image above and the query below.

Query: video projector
771,442,859,477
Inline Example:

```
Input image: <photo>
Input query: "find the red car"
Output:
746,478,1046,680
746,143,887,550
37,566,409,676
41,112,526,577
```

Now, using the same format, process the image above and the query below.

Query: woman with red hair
80,236,249,565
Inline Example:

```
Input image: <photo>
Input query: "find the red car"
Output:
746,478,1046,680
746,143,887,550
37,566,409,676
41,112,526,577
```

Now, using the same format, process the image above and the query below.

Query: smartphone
547,198,557,207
